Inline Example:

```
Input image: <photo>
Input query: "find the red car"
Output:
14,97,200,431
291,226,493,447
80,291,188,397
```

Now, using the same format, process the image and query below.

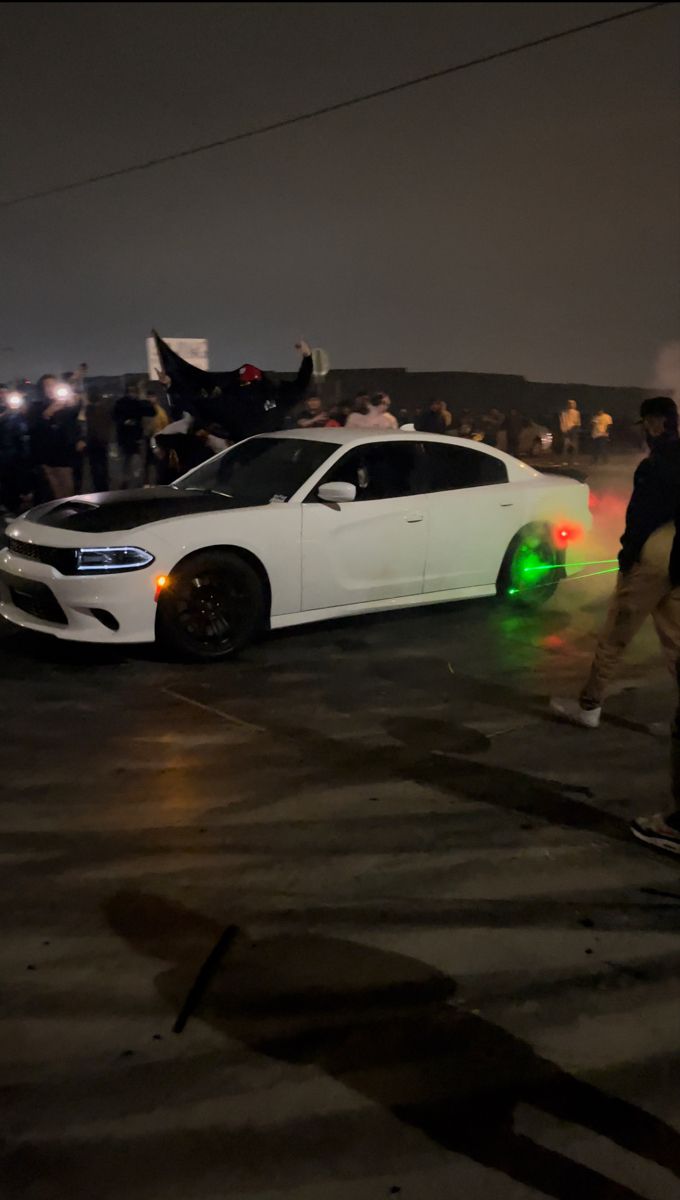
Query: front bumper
0,548,158,643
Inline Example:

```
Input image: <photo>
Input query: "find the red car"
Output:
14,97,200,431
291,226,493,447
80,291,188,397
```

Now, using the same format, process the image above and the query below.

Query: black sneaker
631,814,680,856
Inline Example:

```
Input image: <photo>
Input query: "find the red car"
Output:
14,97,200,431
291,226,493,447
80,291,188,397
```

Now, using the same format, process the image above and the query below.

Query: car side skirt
270,584,497,629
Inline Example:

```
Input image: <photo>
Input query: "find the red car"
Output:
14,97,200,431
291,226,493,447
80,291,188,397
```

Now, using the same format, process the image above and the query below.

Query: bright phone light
7,392,24,410
56,384,72,400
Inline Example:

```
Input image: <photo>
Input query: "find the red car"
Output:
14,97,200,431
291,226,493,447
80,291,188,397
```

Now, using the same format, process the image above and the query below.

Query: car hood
24,488,248,533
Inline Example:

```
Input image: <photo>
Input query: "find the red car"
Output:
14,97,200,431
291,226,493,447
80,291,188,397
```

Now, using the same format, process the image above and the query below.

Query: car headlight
75,547,155,573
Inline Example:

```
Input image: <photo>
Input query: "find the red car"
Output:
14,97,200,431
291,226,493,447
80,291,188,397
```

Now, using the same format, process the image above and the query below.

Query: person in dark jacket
552,396,680,729
84,388,113,492
504,408,524,459
29,374,83,499
113,384,155,488
0,387,31,513
415,399,447,435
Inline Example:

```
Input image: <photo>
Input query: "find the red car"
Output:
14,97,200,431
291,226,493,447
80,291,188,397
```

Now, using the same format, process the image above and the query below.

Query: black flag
152,332,312,441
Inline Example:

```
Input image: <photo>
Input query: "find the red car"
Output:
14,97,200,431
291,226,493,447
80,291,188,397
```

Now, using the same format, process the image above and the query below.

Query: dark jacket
85,397,114,447
113,395,155,452
619,434,680,577
29,404,81,468
0,405,29,467
415,410,446,435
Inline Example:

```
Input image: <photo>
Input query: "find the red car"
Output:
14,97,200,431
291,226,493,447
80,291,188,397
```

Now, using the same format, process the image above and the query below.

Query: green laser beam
509,565,619,597
524,558,618,573
563,566,619,582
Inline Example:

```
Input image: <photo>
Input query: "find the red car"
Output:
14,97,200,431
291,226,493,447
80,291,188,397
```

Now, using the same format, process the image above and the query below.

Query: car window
425,442,508,491
174,437,337,504
316,442,430,501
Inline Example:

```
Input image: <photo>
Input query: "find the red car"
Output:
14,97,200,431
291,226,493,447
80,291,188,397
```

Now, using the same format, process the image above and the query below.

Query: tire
156,549,266,661
497,527,564,607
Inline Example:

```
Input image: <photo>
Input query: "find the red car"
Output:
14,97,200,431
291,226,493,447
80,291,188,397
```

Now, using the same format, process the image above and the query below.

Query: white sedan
0,430,591,660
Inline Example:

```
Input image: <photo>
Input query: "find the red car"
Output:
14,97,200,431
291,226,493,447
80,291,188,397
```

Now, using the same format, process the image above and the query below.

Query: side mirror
318,481,357,504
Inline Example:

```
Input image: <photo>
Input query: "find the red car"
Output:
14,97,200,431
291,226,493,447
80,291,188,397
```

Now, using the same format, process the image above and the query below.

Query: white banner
146,337,209,380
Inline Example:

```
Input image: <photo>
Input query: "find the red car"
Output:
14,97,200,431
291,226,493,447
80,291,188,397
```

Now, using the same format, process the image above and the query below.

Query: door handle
405,513,424,523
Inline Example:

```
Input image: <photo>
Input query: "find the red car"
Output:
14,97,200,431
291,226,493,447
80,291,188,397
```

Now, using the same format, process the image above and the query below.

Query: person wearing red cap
153,335,313,442
238,364,264,385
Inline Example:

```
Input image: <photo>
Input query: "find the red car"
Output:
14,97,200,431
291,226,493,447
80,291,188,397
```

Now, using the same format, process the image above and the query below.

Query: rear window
425,443,508,490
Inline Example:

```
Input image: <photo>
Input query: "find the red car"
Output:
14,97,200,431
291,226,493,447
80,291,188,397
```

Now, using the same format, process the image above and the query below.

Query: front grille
7,538,77,575
0,571,68,625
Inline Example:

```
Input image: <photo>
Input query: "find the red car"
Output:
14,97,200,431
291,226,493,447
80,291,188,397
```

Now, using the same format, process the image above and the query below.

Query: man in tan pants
552,396,680,852
577,520,680,711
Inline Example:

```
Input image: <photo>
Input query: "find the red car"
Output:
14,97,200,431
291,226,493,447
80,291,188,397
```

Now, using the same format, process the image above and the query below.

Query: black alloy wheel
157,550,265,660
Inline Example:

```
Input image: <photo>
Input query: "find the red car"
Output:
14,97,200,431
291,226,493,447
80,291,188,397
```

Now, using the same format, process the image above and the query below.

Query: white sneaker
631,814,680,855
550,697,601,729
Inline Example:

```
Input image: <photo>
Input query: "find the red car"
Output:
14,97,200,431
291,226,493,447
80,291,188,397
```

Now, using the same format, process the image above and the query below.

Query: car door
301,441,429,610
423,442,520,590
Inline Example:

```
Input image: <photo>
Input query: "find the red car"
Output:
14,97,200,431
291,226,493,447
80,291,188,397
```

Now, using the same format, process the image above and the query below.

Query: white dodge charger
0,430,590,659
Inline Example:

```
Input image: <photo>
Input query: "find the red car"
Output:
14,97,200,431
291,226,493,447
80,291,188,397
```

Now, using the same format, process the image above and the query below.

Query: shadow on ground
70,892,680,1200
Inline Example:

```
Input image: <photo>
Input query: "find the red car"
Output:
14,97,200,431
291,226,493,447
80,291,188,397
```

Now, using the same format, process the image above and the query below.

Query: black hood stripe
29,488,242,533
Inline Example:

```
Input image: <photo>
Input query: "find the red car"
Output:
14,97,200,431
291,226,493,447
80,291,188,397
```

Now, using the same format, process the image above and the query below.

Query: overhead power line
0,2,668,210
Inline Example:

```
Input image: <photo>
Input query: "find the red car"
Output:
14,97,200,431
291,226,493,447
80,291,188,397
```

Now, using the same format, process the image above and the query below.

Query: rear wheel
498,528,563,606
156,550,265,660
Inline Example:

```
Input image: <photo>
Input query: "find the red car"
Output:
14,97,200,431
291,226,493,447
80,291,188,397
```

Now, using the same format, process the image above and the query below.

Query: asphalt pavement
2,454,680,1200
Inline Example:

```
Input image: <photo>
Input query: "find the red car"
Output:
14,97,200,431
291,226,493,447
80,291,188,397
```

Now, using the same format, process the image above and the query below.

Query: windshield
173,437,338,505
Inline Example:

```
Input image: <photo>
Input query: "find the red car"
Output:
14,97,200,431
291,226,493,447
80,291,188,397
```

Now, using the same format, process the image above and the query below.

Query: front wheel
497,529,564,607
156,550,266,660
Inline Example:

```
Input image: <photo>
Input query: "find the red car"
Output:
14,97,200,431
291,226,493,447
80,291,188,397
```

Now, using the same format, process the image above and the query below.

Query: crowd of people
0,366,618,520
0,369,172,515
291,391,616,462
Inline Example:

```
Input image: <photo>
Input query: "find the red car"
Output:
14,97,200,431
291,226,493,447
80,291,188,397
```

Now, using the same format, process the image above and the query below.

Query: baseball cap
238,364,263,384
636,395,678,424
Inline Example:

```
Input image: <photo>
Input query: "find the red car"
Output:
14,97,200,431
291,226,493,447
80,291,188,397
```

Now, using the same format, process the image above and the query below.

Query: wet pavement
2,455,680,1199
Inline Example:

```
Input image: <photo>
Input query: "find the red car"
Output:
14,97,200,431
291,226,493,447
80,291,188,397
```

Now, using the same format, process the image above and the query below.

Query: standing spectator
482,408,504,448
414,399,447,435
63,371,87,492
29,374,82,499
346,395,394,429
551,396,680,729
0,386,31,514
143,391,170,484
84,387,112,492
345,394,370,428
296,396,328,428
559,398,581,458
456,409,475,438
373,392,399,429
113,383,155,489
591,408,613,464
325,402,351,428
504,408,524,458
440,401,453,430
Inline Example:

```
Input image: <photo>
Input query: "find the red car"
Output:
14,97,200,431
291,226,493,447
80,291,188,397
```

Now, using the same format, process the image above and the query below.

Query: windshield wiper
178,486,234,499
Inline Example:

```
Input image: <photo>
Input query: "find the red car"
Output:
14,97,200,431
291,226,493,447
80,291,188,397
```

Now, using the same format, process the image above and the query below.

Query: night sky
1,2,678,385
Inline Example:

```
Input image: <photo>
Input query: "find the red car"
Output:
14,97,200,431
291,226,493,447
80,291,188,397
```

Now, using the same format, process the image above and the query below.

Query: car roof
255,427,540,482
258,428,481,449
